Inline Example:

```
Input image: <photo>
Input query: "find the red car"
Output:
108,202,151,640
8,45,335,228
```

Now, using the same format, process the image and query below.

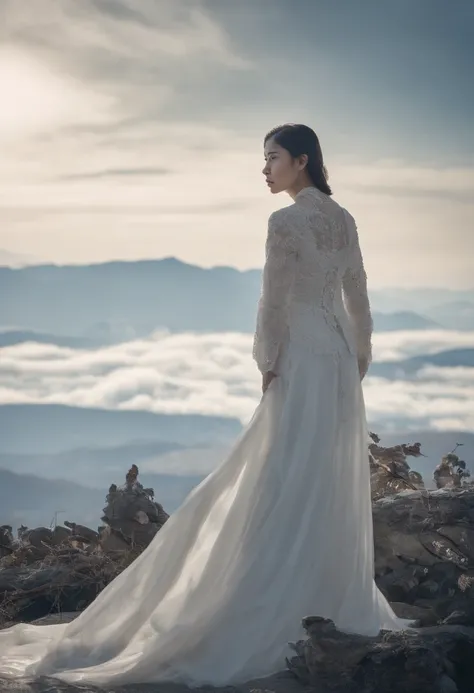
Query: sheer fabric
0,187,409,688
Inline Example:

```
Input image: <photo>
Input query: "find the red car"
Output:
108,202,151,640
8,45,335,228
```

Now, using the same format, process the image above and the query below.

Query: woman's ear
298,153,308,170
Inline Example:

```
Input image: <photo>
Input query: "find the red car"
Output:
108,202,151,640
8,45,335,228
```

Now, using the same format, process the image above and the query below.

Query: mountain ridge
0,403,242,455
2,259,474,337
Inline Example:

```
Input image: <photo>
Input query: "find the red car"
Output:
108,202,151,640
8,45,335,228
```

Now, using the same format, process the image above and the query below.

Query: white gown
0,186,409,687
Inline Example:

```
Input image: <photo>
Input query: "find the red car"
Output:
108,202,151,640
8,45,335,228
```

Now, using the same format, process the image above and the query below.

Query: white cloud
1,330,473,432
0,0,472,288
0,0,250,147
0,47,116,140
372,329,474,361
0,332,261,422
364,375,474,432
3,1,250,74
338,161,474,198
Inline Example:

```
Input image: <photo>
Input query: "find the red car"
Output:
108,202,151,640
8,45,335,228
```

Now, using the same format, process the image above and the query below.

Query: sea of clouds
1,328,474,432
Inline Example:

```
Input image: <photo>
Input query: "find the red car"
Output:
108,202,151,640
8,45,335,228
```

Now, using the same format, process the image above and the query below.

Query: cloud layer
1,329,473,432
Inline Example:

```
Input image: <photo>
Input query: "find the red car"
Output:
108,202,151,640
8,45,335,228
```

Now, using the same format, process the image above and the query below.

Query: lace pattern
341,210,373,366
253,188,373,375
252,210,297,373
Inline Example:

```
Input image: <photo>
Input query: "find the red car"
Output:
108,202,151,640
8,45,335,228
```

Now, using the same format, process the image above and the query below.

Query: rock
437,525,474,562
434,452,471,490
440,607,474,626
101,465,169,548
0,525,14,558
17,524,29,539
390,601,437,627
373,489,474,624
0,466,172,626
64,521,99,545
368,434,426,502
99,525,132,553
51,525,72,545
2,448,474,691
286,617,474,693
19,527,54,549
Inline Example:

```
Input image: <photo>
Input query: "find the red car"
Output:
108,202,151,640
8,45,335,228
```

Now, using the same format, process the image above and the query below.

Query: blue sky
0,0,473,287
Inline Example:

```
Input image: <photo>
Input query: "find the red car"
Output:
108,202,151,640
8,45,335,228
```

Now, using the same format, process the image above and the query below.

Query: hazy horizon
2,253,474,295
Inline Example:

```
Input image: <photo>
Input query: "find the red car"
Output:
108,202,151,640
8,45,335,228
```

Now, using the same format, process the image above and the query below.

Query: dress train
0,343,409,688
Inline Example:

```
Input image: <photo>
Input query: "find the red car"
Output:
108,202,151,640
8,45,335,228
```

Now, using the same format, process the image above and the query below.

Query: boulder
287,616,474,693
101,465,169,549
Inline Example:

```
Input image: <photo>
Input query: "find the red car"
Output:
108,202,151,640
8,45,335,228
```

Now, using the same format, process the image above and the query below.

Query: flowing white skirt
0,340,408,687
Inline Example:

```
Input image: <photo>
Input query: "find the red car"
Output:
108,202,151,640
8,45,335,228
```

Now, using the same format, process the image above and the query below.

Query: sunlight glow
0,48,113,138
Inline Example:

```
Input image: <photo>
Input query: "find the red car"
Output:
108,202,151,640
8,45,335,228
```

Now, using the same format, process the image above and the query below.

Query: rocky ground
1,441,474,692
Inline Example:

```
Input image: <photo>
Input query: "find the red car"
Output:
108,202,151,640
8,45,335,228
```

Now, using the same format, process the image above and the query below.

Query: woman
0,123,409,688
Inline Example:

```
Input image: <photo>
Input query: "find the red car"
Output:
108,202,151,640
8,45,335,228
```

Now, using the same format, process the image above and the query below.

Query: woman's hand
358,356,369,381
262,370,277,393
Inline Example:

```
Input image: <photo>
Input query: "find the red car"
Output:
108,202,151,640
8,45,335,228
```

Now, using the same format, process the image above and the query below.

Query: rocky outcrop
100,464,169,550
368,432,426,501
434,447,472,489
367,435,474,631
285,435,474,692
0,466,169,625
373,488,474,628
1,440,474,691
287,616,474,693
0,525,14,558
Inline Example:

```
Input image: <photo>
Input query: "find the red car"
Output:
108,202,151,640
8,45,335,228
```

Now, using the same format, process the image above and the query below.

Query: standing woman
0,123,410,689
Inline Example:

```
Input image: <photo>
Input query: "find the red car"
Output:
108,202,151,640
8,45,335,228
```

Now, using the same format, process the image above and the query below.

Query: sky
0,0,473,288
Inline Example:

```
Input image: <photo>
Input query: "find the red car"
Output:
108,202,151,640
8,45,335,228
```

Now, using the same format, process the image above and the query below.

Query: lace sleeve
252,210,297,374
342,211,373,367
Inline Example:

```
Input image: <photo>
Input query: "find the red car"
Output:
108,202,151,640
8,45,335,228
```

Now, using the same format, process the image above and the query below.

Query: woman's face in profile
262,138,297,194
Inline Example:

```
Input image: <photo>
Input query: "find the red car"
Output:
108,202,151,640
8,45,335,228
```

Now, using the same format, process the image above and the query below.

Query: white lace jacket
252,186,373,375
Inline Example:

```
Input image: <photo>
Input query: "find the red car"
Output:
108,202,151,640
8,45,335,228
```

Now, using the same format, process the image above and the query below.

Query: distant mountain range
9,401,470,474
0,329,95,349
370,347,474,379
372,311,439,332
0,404,242,455
0,440,188,481
0,258,261,337
0,439,230,486
2,427,472,531
2,258,472,530
0,309,442,350
0,467,204,530
0,468,106,530
367,287,474,316
1,259,473,340
422,301,474,331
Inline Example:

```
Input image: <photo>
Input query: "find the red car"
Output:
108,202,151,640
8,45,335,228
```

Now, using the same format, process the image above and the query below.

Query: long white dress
0,186,408,687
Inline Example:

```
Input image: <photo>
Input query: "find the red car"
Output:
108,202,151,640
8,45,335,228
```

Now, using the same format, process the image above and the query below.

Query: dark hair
264,123,332,196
